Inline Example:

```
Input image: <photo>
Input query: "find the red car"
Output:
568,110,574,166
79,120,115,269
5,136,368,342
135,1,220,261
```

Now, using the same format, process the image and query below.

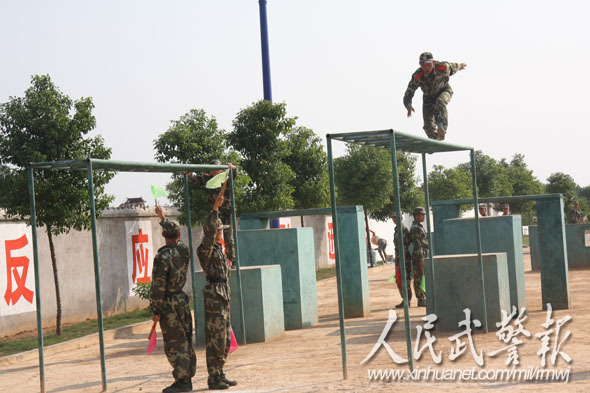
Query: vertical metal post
183,174,200,346
28,166,45,393
421,154,436,318
389,132,414,372
229,171,247,345
258,0,272,101
86,160,107,391
326,135,348,379
470,150,488,333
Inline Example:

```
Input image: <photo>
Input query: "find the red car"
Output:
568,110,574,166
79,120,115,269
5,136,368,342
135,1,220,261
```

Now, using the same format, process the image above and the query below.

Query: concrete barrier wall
530,223,590,270
0,208,204,337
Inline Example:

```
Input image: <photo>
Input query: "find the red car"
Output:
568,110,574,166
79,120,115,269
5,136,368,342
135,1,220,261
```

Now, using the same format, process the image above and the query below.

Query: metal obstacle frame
325,129,486,378
26,158,246,393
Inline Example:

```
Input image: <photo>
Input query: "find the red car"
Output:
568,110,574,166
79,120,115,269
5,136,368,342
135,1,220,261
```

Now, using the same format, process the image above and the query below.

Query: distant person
571,201,582,224
478,204,487,217
150,206,196,393
501,203,510,216
369,229,388,264
392,212,412,309
409,207,429,307
403,52,467,141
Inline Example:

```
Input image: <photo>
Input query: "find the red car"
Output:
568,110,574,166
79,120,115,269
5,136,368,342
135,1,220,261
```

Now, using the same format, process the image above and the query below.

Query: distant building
118,197,147,209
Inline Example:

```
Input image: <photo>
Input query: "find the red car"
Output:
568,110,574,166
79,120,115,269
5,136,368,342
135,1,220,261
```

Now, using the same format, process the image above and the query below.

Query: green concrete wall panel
336,207,370,318
433,253,510,332
432,204,461,255
237,228,318,329
536,199,570,309
530,224,590,271
440,215,525,311
194,265,284,346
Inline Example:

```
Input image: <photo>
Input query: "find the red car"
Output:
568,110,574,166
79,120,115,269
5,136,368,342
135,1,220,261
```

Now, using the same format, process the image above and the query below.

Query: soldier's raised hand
213,188,225,212
155,206,165,220
407,106,415,118
460,63,467,70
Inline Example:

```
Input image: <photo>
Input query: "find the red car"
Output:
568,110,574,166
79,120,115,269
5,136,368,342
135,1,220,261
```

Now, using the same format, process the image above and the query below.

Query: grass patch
316,267,337,281
0,308,152,358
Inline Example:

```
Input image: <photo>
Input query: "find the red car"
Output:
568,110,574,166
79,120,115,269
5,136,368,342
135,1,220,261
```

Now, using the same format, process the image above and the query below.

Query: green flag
420,274,426,293
387,273,395,283
151,184,168,199
206,170,229,189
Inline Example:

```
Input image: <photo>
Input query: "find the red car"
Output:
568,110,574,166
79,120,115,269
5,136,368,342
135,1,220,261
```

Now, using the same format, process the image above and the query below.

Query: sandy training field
1,248,589,392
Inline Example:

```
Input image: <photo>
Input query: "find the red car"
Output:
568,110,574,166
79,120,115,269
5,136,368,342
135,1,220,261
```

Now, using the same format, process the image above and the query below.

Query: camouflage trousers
396,255,426,302
204,290,231,384
160,293,197,381
423,87,453,139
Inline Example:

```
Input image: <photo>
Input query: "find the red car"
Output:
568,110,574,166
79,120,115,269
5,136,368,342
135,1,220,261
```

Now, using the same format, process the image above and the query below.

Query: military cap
501,203,509,209
210,159,222,166
160,218,181,237
203,218,230,237
479,204,486,209
391,211,397,218
419,52,434,65
412,207,426,215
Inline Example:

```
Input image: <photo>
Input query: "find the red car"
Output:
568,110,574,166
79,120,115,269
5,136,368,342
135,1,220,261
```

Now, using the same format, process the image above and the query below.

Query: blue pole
258,0,272,101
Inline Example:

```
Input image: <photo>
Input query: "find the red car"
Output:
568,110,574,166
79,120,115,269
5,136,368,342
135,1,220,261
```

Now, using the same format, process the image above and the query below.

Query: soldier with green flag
410,207,428,307
404,52,467,141
187,160,237,264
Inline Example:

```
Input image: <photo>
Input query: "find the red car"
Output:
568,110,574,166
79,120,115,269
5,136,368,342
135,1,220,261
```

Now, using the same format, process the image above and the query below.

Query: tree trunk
364,209,374,267
47,230,62,336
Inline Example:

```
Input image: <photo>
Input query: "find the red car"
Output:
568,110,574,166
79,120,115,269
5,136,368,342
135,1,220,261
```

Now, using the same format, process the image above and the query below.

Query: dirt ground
1,247,589,392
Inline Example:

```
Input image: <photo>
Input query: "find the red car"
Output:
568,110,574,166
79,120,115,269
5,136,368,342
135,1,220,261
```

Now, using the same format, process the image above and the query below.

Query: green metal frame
26,158,246,393
326,129,486,378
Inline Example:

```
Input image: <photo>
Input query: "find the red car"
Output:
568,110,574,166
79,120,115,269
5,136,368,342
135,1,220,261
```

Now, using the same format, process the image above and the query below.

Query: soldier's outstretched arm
403,77,419,116
447,62,467,75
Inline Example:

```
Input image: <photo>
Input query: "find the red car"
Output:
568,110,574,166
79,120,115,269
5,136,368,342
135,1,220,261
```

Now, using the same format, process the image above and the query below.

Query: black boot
221,376,237,387
208,377,229,390
163,378,192,393
395,301,406,309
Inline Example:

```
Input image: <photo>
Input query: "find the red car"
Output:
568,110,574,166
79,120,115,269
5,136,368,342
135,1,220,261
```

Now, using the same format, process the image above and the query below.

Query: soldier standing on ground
403,52,467,141
392,212,412,309
410,207,428,307
197,185,237,390
501,203,510,216
571,201,582,224
150,206,196,393
187,160,237,264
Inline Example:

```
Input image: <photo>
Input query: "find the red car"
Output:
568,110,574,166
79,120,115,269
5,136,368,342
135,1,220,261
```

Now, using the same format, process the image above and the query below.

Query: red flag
147,320,157,354
229,328,238,354
395,264,402,287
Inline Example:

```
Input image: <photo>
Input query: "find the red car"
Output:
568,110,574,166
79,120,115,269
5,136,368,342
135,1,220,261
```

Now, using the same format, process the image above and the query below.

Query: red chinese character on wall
4,234,34,306
132,229,150,284
328,222,335,260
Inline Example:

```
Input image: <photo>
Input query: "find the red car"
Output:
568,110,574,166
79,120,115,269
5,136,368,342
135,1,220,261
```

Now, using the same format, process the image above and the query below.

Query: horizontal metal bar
431,194,563,206
27,159,229,173
240,206,362,220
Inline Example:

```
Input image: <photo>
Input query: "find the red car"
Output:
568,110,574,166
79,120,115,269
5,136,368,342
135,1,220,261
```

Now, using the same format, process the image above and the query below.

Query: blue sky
2,1,588,205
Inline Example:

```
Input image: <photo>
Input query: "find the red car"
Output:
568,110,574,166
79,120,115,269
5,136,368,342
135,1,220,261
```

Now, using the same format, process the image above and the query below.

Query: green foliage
0,74,114,234
503,154,544,223
334,145,422,220
131,281,151,301
228,100,329,213
284,126,330,209
428,165,472,207
546,172,583,220
153,109,249,225
457,151,512,197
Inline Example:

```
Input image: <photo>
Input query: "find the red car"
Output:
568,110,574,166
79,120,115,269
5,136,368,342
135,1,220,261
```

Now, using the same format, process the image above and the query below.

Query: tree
0,75,114,335
334,145,423,265
457,151,512,198
428,165,472,206
503,154,544,224
284,126,330,210
153,109,248,225
228,100,329,213
546,172,580,221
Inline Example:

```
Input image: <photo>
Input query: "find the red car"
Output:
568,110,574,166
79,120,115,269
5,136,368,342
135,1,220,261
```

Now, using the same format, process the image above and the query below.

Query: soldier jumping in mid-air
403,52,467,141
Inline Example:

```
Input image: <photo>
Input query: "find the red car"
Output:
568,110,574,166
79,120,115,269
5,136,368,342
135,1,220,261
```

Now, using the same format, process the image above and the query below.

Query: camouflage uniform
197,210,232,387
394,222,413,299
189,170,237,263
571,208,582,224
150,219,196,385
409,216,428,303
403,53,464,139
